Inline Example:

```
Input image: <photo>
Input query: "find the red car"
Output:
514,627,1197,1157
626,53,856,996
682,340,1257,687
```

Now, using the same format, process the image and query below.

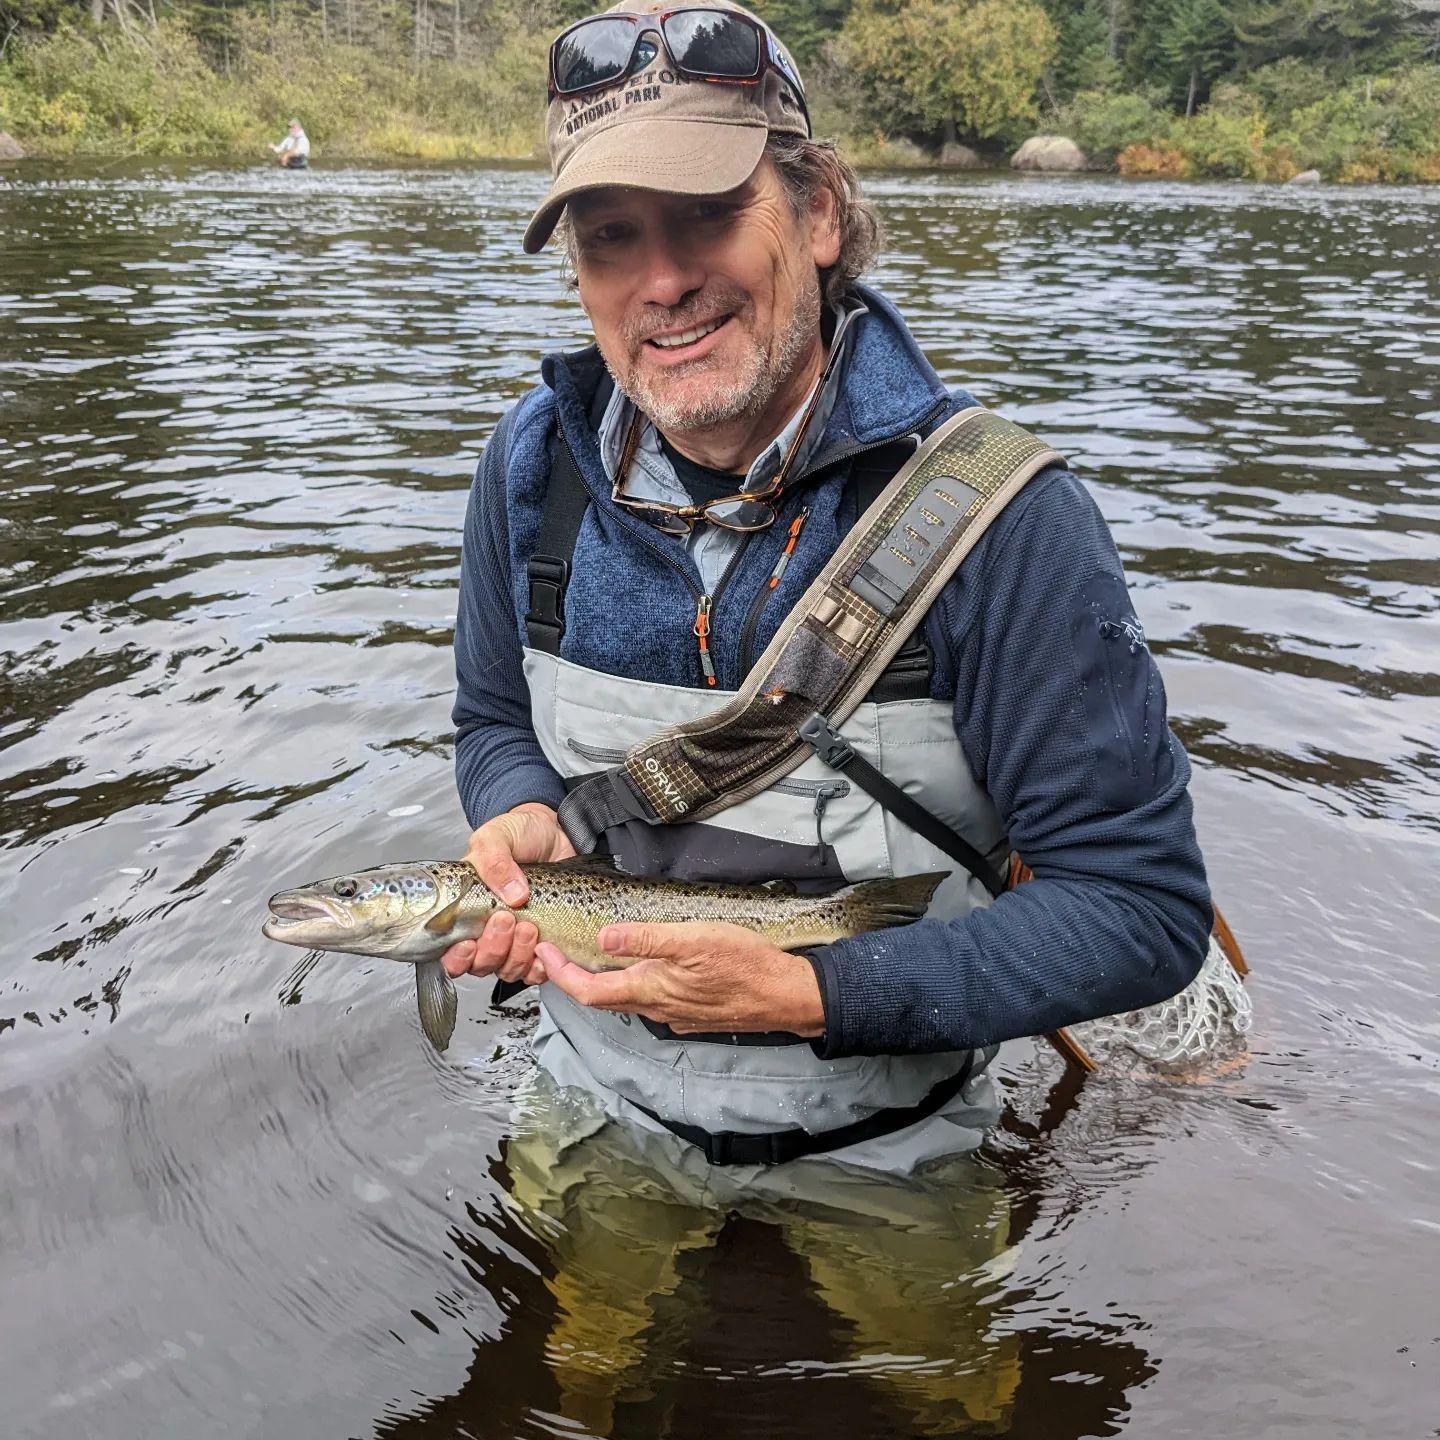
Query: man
447,0,1210,1169
269,119,310,169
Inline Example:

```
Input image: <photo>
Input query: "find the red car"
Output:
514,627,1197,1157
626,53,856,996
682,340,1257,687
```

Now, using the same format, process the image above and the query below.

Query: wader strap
524,436,590,655
559,408,1064,849
626,1050,976,1166
799,713,1006,899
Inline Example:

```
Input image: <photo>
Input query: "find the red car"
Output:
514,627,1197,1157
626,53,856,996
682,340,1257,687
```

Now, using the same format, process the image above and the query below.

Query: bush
1281,67,1440,181
1058,89,1170,164
1172,85,1270,178
1117,142,1191,177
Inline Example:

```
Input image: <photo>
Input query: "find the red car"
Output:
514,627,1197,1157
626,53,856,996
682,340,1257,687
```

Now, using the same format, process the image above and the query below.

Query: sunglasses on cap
549,7,809,130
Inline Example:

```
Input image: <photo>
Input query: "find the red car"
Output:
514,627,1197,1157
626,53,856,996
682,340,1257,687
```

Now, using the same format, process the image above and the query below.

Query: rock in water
0,133,25,161
1287,169,1322,185
1011,136,1089,172
940,141,984,170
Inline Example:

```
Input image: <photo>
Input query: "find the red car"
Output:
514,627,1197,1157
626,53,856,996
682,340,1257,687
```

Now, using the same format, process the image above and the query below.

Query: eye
334,879,358,898
580,220,633,251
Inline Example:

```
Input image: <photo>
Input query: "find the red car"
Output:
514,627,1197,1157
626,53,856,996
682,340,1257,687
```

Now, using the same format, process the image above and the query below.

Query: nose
634,227,707,311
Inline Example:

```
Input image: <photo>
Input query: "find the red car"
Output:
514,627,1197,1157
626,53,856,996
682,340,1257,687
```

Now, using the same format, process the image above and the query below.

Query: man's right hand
442,803,576,986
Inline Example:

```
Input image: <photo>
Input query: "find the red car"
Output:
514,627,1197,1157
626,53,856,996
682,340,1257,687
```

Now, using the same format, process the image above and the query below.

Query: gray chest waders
556,405,1062,852
518,408,1065,1166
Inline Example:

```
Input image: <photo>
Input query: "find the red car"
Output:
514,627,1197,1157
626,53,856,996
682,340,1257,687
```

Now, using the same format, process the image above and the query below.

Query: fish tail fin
416,960,457,1052
844,871,947,933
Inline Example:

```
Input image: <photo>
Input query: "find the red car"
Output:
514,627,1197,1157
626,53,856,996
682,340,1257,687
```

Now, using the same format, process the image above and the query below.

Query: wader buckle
798,712,855,771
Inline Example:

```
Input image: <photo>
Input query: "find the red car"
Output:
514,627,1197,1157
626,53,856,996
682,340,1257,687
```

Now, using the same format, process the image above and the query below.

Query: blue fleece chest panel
558,468,858,691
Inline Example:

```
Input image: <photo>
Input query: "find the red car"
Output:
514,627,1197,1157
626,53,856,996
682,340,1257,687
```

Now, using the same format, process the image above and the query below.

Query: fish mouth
263,891,351,936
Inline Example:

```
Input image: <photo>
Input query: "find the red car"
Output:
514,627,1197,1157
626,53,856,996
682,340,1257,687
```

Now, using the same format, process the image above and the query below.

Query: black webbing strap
524,436,591,655
799,713,1007,899
626,1049,976,1166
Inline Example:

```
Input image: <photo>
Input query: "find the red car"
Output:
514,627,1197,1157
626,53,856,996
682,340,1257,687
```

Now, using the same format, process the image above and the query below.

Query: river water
1,162,1437,1439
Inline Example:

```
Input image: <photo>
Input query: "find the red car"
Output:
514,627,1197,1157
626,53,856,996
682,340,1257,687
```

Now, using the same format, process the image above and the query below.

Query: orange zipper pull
768,506,810,590
694,594,717,686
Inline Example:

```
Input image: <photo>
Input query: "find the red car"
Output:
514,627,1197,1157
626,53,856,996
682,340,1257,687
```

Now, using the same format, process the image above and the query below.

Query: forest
1,0,1437,180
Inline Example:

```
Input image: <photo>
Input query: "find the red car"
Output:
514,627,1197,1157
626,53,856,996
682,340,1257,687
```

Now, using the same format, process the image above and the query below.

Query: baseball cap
523,0,809,254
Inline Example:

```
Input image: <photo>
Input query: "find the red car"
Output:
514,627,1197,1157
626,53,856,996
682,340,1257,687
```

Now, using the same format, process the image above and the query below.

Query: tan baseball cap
523,0,809,254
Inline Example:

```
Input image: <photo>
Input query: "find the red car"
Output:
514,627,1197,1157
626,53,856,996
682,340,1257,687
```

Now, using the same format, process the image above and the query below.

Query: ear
807,184,841,271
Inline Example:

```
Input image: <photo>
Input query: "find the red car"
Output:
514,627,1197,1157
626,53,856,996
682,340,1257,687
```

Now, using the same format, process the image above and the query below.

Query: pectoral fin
424,896,465,935
416,960,457,1051
424,872,475,935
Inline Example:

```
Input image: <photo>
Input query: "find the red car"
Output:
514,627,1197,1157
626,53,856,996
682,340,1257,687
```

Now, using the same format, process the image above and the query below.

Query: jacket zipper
735,505,810,679
565,736,851,803
1098,617,1144,784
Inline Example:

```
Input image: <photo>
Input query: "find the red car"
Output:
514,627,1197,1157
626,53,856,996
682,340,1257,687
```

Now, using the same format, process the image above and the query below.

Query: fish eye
334,879,358,898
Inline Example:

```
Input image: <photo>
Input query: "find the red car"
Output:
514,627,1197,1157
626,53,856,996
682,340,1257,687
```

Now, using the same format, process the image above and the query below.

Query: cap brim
523,119,768,254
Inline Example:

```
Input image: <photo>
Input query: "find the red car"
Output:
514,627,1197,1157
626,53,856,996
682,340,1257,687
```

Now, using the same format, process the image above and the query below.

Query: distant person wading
269,119,310,169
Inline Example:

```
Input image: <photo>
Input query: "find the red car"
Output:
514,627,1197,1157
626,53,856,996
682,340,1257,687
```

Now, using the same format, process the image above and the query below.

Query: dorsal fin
546,852,624,876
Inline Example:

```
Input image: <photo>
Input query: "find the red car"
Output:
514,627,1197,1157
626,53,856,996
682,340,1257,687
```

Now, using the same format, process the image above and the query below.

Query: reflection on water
2,163,1438,1439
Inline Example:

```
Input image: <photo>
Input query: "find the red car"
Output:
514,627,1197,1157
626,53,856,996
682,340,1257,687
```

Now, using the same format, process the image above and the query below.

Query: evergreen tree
1159,0,1235,112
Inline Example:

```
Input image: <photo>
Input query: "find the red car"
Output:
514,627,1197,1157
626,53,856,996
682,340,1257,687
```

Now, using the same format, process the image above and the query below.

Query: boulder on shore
1287,168,1322,185
939,141,984,170
1011,135,1089,172
0,132,25,161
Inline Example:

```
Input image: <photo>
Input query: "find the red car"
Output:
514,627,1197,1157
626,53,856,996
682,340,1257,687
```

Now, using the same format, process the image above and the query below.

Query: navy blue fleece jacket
451,286,1212,1058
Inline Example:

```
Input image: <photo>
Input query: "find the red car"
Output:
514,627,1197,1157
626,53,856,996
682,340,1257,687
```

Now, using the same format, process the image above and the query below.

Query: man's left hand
536,922,826,1037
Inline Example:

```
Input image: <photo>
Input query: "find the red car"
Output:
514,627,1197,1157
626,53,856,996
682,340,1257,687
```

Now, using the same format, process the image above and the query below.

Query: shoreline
4,150,1438,188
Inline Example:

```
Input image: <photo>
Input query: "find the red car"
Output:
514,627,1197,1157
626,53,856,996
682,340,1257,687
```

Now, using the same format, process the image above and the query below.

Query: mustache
623,287,750,347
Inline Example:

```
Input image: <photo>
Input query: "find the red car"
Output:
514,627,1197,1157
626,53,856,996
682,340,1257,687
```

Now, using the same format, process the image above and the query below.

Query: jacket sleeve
810,469,1213,1058
452,408,568,828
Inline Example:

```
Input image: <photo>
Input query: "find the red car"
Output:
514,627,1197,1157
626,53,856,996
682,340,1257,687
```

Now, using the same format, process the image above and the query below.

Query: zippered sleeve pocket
1070,570,1175,811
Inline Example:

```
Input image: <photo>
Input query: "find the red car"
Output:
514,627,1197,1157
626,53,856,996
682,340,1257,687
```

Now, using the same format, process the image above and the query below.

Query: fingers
595,919,742,963
466,823,529,909
441,913,544,984
497,918,541,985
462,804,575,908
539,943,657,1012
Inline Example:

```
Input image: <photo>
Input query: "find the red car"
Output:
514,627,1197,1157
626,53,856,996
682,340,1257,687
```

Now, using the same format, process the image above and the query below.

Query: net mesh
1067,933,1253,1071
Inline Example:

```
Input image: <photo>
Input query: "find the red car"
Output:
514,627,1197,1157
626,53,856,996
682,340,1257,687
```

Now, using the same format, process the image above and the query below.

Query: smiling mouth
646,315,731,351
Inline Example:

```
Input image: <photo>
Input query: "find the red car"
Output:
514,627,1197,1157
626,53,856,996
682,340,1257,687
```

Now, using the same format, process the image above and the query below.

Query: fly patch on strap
559,408,1064,848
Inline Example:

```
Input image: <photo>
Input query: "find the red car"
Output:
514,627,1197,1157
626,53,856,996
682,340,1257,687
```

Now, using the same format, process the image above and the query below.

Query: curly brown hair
765,135,883,307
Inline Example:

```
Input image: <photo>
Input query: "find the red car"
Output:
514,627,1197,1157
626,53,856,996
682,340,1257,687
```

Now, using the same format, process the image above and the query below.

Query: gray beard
607,274,823,439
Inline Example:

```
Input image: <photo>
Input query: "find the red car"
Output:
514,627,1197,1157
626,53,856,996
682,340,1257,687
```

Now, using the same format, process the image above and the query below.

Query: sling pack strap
559,407,1065,850
852,440,933,704
624,1049,976,1166
524,437,590,655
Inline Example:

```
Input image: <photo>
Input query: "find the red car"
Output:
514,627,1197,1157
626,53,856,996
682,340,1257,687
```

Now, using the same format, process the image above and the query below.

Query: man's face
570,159,840,437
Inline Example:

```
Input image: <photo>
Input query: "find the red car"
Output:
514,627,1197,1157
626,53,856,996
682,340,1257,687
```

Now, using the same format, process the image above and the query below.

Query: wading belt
556,406,1065,848
626,1049,977,1168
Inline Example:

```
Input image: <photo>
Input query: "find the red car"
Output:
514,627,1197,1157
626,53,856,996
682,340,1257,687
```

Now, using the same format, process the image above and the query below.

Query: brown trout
262,855,944,1051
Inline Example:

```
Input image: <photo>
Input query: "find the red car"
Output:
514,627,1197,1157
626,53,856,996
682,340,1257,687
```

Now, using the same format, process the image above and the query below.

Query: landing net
1067,933,1253,1071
